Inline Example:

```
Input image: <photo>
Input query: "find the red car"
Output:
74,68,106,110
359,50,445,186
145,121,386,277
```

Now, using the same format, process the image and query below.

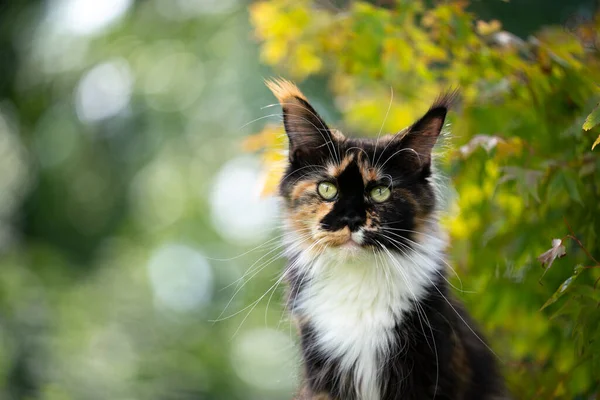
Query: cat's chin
339,238,362,251
325,239,368,259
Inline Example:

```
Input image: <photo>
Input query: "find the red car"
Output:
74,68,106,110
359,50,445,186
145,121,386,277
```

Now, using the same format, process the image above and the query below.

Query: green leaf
562,170,584,205
583,104,600,131
545,171,565,200
548,299,577,321
540,265,584,311
500,167,543,204
572,285,600,301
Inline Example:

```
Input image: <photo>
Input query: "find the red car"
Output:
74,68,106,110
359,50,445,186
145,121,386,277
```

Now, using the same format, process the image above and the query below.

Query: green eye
370,186,391,203
317,182,338,200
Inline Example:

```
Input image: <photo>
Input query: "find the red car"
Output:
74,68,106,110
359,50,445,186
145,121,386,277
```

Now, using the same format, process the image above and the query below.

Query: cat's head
268,79,454,259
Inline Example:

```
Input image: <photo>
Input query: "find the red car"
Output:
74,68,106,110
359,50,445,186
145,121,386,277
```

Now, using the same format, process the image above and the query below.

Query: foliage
0,1,299,400
249,0,600,397
583,104,600,149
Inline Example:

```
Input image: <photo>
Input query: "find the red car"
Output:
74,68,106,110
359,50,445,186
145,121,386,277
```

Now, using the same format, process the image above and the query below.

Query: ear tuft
395,89,459,170
430,88,460,112
265,78,307,104
265,78,335,164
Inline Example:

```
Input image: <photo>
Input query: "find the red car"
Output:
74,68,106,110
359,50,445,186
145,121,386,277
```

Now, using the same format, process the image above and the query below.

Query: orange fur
330,129,346,142
291,180,316,204
328,154,354,176
265,78,307,104
314,226,351,246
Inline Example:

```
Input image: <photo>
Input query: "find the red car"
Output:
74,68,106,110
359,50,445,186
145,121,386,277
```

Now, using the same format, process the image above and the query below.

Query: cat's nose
341,214,365,232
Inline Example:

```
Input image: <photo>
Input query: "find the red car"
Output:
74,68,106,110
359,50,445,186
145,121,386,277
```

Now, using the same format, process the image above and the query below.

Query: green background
0,0,598,399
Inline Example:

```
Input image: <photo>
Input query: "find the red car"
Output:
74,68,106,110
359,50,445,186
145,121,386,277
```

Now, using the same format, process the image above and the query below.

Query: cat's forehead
325,138,392,183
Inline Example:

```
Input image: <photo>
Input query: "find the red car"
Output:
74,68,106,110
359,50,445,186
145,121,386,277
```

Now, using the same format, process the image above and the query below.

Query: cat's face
268,79,452,258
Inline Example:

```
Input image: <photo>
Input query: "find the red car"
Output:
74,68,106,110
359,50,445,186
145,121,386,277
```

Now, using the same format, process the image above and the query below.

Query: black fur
320,162,367,232
274,86,506,399
280,137,433,250
289,271,506,400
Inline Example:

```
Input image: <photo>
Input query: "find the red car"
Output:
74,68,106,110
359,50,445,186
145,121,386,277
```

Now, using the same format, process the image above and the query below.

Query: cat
266,78,507,400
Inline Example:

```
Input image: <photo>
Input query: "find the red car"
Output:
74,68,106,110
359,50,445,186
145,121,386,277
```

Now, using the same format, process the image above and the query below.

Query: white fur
287,230,446,400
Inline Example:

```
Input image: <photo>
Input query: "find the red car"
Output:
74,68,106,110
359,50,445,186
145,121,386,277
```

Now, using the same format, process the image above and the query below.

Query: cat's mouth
313,228,366,249
340,237,361,249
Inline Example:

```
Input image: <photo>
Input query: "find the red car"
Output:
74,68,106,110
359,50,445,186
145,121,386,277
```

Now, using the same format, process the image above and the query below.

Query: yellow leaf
242,124,285,152
249,2,279,39
476,20,502,36
592,134,600,150
258,159,286,197
583,104,600,131
243,125,287,196
290,43,323,78
262,39,287,65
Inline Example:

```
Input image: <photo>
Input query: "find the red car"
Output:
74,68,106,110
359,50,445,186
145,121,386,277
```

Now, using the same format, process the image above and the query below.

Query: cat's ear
395,91,457,170
266,78,337,163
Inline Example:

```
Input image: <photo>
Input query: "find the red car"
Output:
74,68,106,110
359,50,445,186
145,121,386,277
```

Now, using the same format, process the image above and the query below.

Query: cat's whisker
231,272,290,338
270,238,328,330
345,146,372,164
280,239,325,335
426,276,502,362
213,231,314,322
379,235,501,361
378,147,422,171
258,79,504,398
266,238,322,322
280,164,328,183
260,102,282,110
372,86,394,165
279,102,341,164
222,228,313,289
217,231,322,334
212,248,290,323
377,231,466,294
376,240,440,398
212,241,312,327
381,228,468,293
206,230,289,263
238,113,283,130
288,238,326,305
287,168,328,187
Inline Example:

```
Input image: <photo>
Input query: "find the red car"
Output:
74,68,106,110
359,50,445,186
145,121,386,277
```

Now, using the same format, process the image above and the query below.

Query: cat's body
267,79,506,400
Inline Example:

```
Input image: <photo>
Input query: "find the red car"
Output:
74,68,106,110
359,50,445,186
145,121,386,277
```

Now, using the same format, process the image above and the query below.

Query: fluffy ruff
264,78,507,400
285,227,505,400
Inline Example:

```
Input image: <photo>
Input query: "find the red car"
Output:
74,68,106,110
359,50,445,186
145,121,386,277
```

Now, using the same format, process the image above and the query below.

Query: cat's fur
267,79,507,400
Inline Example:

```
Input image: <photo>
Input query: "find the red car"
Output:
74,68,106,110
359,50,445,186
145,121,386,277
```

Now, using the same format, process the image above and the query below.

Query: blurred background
0,0,599,399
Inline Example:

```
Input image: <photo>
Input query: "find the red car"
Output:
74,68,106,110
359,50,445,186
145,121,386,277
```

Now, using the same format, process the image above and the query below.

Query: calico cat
266,79,507,400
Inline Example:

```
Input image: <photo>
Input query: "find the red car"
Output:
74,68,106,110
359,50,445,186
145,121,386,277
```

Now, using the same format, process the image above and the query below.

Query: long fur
285,225,446,400
266,79,507,400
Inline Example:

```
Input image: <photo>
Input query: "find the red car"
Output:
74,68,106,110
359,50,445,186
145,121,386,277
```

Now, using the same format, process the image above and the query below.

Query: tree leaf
540,265,584,311
562,170,584,205
592,134,600,151
583,104,600,131
476,19,502,36
537,238,567,272
500,167,543,204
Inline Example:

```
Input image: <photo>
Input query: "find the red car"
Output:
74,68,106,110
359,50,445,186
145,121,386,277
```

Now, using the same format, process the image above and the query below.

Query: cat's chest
293,252,437,400
300,264,406,349
295,251,434,342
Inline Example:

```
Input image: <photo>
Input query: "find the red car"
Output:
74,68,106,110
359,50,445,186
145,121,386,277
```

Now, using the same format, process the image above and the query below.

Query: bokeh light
147,244,214,313
50,0,133,36
1,0,597,399
76,60,133,123
210,156,279,245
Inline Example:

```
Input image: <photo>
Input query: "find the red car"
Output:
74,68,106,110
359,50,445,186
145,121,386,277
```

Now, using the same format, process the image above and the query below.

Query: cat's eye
370,186,391,203
317,182,338,200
